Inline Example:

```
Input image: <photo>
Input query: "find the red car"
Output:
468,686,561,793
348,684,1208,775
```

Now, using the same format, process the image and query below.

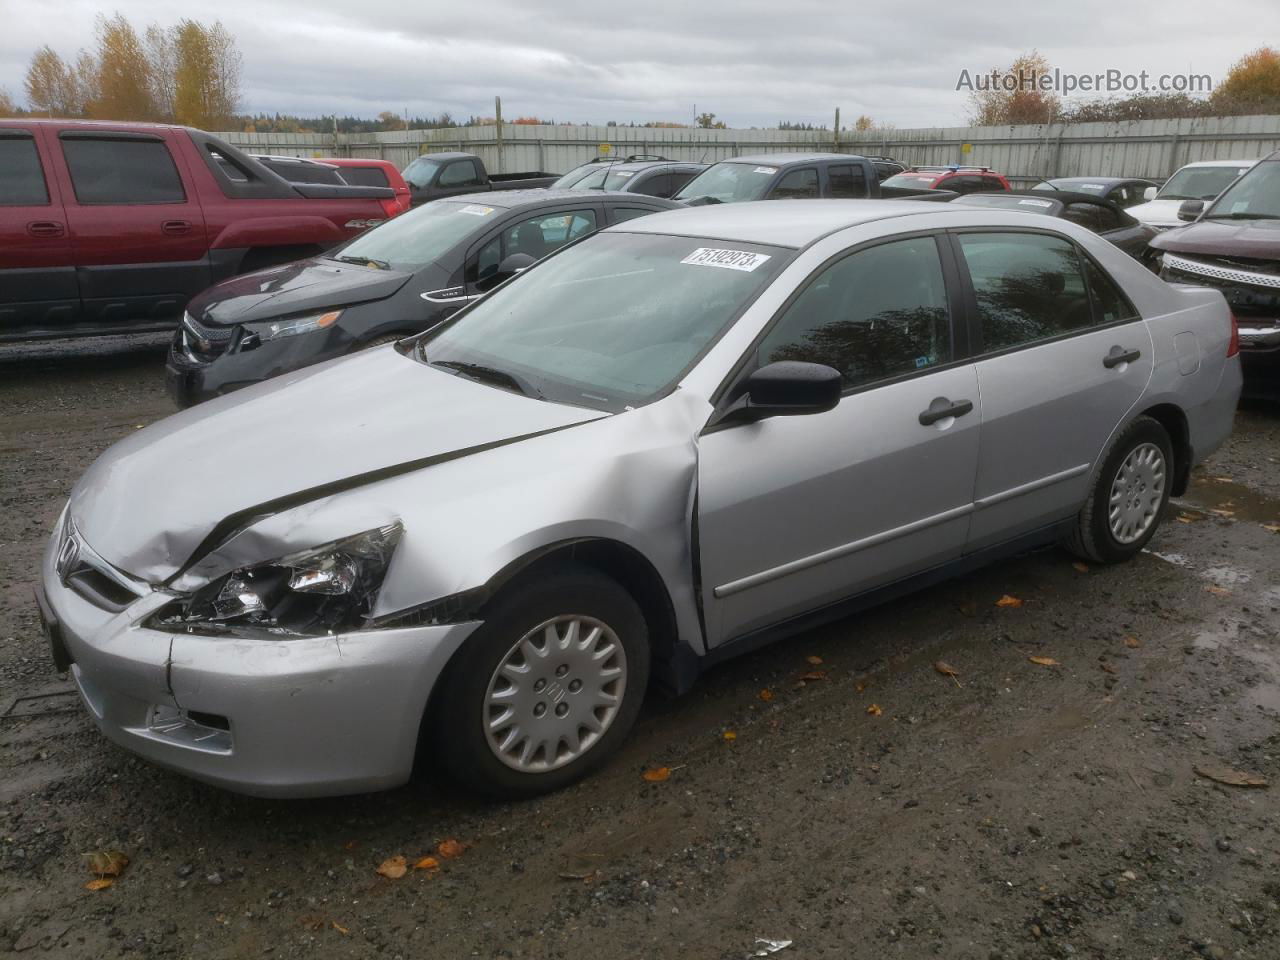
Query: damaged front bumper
39,516,480,798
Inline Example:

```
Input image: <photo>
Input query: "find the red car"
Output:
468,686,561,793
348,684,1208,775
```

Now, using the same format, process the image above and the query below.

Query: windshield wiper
332,255,391,270
428,359,544,399
1203,212,1279,221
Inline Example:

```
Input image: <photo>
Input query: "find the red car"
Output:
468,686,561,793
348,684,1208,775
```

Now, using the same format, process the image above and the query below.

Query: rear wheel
1065,416,1173,564
429,566,649,797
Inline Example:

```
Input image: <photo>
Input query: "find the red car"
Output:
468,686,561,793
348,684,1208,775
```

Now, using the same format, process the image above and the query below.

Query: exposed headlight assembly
151,523,402,637
248,309,344,342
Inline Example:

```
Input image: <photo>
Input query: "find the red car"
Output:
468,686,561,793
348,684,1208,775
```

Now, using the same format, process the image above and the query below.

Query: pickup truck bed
0,120,400,341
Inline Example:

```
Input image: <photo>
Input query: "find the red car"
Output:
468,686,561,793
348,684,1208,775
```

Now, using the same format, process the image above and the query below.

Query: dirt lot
1,340,1277,960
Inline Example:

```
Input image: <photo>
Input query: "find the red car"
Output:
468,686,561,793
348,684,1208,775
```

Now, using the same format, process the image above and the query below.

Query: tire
428,565,650,798
359,334,402,350
1064,416,1174,564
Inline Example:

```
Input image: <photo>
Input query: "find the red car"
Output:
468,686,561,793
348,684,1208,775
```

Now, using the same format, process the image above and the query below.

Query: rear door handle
161,220,192,235
1103,346,1141,368
918,397,974,426
27,220,65,238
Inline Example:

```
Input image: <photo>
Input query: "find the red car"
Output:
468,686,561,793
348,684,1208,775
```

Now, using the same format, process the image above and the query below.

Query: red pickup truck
0,120,401,341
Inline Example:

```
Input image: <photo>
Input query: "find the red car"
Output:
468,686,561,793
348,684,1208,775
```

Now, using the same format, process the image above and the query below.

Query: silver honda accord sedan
37,200,1241,798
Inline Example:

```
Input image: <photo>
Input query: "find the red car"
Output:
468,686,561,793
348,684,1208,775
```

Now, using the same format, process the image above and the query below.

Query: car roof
1042,177,1152,187
437,189,681,211
608,199,975,248
718,153,857,167
596,160,706,173
999,189,1124,208
408,152,474,162
1178,159,1258,168
314,157,397,168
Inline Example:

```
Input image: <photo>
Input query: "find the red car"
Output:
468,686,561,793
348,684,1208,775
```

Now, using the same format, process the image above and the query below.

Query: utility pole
494,95,504,175
833,107,840,152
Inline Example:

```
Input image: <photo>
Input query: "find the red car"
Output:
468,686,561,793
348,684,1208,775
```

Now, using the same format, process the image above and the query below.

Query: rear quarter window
337,166,391,188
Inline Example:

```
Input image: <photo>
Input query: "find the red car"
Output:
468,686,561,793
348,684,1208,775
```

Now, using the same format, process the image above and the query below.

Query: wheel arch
1136,402,1192,496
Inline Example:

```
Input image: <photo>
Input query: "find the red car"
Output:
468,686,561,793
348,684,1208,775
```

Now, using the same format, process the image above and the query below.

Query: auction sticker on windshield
681,248,772,272
1018,198,1055,208
458,205,495,216
753,167,777,175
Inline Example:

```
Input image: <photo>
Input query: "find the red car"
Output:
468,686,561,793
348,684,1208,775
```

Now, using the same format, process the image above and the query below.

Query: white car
1129,159,1257,229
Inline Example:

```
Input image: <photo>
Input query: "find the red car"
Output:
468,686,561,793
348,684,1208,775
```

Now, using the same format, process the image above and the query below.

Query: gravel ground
1,340,1277,960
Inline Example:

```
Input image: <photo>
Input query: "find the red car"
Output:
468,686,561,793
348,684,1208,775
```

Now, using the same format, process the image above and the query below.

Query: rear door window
61,137,185,204
471,209,598,290
828,164,869,198
630,170,671,197
0,135,50,205
770,168,819,199
1082,257,1139,325
439,160,483,187
337,166,391,188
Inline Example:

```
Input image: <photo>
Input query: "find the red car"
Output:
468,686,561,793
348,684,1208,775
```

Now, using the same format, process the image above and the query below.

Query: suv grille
1162,254,1280,321
181,312,236,362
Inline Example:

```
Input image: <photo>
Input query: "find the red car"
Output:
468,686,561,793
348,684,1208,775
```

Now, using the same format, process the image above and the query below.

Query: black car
864,155,907,180
165,190,679,406
1031,177,1159,209
950,191,1159,261
553,160,708,198
549,155,669,189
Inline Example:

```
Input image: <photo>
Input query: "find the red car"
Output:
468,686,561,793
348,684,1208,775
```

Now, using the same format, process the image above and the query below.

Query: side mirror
1143,186,1158,202
1177,199,1204,222
717,361,842,424
497,253,536,279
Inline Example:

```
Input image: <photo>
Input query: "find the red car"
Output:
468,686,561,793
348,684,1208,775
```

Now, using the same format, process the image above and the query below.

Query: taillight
379,198,400,219
1227,312,1240,358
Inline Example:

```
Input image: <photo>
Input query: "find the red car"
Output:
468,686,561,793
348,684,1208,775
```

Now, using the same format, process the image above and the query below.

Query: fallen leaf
1210,476,1233,483
413,856,440,870
722,730,737,742
375,856,407,879
1072,562,1089,573
1206,585,1232,597
758,688,774,702
1263,524,1280,534
934,661,960,678
853,680,868,693
805,655,823,666
436,839,466,860
1209,508,1235,518
84,878,114,891
1176,514,1197,524
996,594,1024,608
1100,661,1118,675
866,704,883,717
1194,762,1269,788
1123,635,1142,648
332,921,350,935
1028,656,1060,666
642,766,671,782
84,850,129,878
797,671,826,682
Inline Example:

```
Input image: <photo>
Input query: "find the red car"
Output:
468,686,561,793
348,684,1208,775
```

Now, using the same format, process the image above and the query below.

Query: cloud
1,0,1276,127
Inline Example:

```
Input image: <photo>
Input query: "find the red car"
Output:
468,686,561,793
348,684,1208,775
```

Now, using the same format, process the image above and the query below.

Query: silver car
37,201,1242,798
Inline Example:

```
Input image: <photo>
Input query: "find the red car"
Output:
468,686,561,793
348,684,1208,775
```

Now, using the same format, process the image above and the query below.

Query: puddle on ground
1145,550,1193,568
1194,619,1280,714
1200,564,1254,589
1182,474,1280,526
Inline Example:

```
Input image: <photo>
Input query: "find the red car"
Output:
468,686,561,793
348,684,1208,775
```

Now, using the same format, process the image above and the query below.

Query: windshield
1157,165,1250,201
550,163,612,189
1205,161,1280,220
417,232,790,411
330,200,496,272
881,174,939,189
402,157,441,189
674,163,776,203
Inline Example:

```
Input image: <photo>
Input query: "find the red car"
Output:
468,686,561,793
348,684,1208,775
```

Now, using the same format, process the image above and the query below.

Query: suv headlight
151,523,401,637
247,309,344,342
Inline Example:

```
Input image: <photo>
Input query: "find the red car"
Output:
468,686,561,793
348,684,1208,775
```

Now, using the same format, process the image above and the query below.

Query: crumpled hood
1128,198,1187,227
189,259,418,326
70,348,602,582
1149,217,1280,259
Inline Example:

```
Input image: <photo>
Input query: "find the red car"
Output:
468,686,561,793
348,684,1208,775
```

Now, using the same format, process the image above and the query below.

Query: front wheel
428,566,650,798
1065,416,1174,564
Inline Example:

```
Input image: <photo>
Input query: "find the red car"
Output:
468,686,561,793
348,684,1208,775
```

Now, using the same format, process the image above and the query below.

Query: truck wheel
429,566,649,798
1064,416,1173,564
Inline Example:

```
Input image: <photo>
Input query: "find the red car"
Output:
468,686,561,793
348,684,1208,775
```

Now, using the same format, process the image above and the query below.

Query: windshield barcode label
681,248,771,272
458,204,495,216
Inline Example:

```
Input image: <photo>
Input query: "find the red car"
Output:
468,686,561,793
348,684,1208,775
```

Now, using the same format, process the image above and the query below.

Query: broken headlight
151,523,402,637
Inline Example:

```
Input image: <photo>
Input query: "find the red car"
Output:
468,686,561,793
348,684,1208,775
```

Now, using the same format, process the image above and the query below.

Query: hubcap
483,615,626,773
1108,442,1166,544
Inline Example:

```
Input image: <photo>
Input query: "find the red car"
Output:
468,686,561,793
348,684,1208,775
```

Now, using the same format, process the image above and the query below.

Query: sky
1,0,1277,129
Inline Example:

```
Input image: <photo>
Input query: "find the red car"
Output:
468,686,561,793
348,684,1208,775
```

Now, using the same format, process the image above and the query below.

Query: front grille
57,520,147,612
1162,254,1280,290
1163,255,1280,321
181,312,236,362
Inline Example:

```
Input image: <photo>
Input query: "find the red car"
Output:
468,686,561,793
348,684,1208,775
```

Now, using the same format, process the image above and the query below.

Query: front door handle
1103,346,1141,368
918,397,974,426
27,220,65,238
161,220,192,236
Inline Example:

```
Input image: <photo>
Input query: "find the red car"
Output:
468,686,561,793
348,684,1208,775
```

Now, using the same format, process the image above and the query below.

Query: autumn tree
90,13,155,120
966,50,1060,126
145,25,177,120
0,88,16,116
171,19,241,127
695,112,726,129
854,114,875,132
24,45,84,116
1214,46,1280,110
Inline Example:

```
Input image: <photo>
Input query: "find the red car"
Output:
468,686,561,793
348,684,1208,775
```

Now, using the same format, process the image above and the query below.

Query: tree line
968,47,1280,126
20,13,240,130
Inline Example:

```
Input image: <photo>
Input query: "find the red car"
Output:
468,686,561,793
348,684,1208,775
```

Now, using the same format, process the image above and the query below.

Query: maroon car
0,119,402,340
1152,150,1280,400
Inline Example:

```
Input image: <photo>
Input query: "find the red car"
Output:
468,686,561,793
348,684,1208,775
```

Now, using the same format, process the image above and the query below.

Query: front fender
210,216,347,250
